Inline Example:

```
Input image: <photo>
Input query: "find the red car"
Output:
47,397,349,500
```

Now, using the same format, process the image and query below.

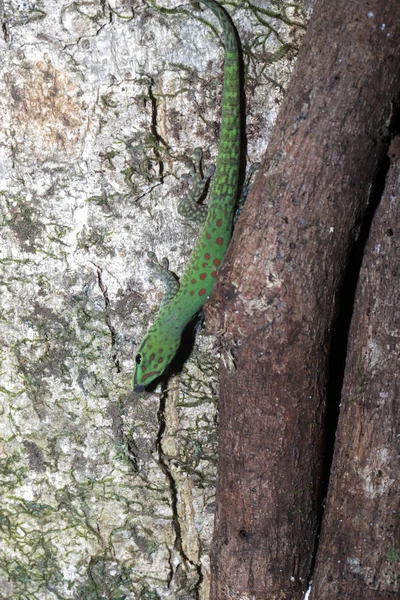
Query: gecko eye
135,354,142,365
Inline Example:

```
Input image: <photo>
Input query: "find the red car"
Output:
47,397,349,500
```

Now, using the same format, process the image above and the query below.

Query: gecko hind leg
146,251,180,308
177,147,215,224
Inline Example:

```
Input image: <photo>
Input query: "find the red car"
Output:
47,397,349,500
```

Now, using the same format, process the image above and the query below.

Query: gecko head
132,324,181,392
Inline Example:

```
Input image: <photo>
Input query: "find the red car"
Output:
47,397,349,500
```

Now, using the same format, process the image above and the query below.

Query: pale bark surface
209,0,400,598
310,139,400,600
0,1,306,598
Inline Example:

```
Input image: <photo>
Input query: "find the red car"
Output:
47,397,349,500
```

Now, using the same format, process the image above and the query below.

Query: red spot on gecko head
143,371,158,382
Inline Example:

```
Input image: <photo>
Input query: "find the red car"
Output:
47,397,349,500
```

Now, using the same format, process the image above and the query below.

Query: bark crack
156,385,203,598
0,0,9,42
147,77,167,184
96,264,121,374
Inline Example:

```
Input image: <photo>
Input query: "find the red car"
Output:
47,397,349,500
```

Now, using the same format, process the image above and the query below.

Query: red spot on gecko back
216,238,223,245
191,279,196,284
199,288,207,296
200,273,207,280
216,219,223,226
206,233,211,239
204,253,211,260
212,271,217,277
213,259,221,266
190,291,195,296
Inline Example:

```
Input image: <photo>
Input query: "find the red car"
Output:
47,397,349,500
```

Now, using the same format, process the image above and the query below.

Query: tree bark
5,0,400,596
309,138,400,600
0,2,305,597
208,0,400,598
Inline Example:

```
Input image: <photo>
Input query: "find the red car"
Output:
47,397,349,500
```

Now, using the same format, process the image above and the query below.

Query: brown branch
208,0,400,598
310,138,400,600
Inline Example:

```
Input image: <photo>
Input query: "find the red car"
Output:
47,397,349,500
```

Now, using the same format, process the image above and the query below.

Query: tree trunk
208,0,400,598
309,138,400,600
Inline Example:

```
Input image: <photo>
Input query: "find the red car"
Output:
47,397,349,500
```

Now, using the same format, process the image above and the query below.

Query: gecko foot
178,147,215,224
146,251,180,307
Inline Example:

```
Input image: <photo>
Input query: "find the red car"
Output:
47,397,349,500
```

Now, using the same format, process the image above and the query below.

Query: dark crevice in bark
1,21,9,42
156,388,184,563
156,385,203,598
96,265,122,374
147,78,167,184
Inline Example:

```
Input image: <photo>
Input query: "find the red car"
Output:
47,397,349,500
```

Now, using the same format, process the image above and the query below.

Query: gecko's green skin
133,0,240,392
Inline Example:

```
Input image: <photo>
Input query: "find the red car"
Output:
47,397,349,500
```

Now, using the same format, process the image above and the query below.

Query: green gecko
133,0,241,392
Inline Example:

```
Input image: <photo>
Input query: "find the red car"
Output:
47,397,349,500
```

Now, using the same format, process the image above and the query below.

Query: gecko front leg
146,251,179,308
177,147,215,224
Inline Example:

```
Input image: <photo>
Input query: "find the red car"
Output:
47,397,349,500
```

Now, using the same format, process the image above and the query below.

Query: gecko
133,0,241,392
